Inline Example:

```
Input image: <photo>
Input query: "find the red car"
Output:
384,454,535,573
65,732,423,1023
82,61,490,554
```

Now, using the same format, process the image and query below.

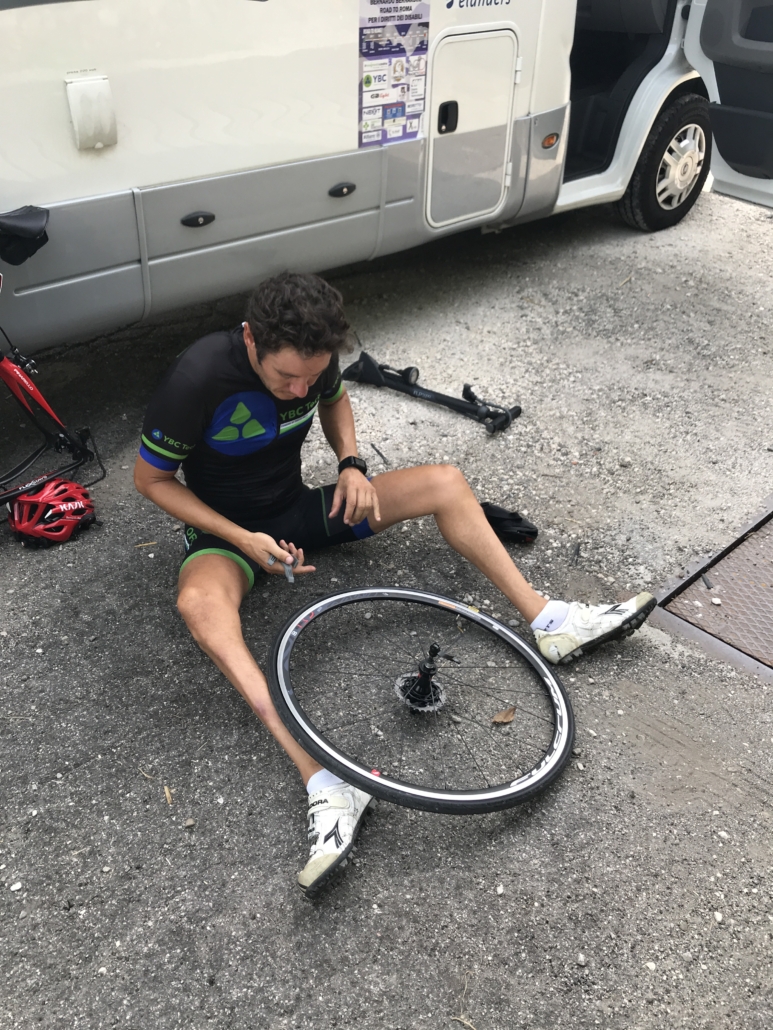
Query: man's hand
238,531,316,576
329,468,381,527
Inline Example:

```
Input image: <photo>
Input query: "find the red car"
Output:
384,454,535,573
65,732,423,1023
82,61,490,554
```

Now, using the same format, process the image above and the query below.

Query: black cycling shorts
180,482,374,589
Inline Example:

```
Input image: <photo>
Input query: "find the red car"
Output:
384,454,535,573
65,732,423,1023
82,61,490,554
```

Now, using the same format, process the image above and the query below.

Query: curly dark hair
245,272,352,360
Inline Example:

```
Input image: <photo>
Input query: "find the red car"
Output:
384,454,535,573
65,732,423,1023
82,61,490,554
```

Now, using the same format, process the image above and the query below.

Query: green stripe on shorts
180,547,255,589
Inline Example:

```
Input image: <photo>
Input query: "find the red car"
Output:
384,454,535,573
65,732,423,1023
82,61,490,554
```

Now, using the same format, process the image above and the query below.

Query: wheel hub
656,123,706,211
395,641,447,712
395,673,446,711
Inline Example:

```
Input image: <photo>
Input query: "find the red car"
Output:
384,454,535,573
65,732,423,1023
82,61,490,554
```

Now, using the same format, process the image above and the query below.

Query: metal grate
665,517,773,668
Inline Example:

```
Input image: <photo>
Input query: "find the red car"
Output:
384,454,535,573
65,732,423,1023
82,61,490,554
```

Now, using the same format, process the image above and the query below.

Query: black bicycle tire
267,587,575,814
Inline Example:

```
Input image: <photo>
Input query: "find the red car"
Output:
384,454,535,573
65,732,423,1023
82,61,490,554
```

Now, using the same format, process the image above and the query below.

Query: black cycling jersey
139,326,343,521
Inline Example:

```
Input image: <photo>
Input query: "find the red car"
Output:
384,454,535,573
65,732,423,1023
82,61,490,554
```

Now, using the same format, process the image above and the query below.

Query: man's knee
432,463,469,496
177,583,232,640
177,584,206,633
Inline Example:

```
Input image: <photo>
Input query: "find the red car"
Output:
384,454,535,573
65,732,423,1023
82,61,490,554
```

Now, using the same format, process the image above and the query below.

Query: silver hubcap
656,123,706,210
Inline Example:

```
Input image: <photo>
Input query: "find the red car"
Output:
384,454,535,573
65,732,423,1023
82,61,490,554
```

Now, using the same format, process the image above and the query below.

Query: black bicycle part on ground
0,329,105,507
342,350,522,435
268,588,575,814
480,502,538,544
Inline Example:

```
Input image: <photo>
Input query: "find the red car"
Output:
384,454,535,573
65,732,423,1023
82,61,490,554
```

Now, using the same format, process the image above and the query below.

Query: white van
0,0,770,353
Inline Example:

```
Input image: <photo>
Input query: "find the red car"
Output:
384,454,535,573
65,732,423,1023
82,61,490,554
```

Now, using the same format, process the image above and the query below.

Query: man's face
244,325,332,400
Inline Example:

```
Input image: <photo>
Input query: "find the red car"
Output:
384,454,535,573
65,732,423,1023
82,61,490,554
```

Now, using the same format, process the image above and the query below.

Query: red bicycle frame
0,340,105,506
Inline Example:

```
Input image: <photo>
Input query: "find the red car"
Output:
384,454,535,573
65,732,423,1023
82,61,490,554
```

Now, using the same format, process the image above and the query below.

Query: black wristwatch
338,455,367,476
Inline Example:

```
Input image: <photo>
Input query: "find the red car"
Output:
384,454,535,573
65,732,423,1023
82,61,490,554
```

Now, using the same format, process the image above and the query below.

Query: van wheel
616,93,712,232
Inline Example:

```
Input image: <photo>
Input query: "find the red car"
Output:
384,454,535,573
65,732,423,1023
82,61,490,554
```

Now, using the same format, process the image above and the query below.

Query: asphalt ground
1,191,772,1029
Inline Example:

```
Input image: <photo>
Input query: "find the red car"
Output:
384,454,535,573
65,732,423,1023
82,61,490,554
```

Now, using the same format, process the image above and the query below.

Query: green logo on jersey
211,401,266,442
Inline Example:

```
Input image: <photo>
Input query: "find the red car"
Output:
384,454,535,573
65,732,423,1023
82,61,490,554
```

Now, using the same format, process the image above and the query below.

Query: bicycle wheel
268,588,574,814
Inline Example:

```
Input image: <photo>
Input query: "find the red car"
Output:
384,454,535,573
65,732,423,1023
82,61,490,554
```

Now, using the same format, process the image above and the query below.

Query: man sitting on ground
134,272,654,896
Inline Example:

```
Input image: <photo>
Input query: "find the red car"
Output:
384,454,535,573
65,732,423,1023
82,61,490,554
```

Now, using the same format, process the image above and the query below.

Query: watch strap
337,455,367,475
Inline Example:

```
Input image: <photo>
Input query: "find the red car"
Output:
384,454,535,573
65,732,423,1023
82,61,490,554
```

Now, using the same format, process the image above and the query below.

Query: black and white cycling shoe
298,783,372,898
534,592,656,665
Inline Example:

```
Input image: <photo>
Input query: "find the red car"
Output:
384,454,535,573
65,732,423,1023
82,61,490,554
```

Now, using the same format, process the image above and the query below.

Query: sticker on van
358,1,429,149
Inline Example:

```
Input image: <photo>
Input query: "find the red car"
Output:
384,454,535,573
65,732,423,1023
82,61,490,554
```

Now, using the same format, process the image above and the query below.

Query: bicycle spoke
450,710,547,758
451,719,491,789
438,662,529,670
437,673,556,727
434,667,532,701
385,637,428,663
318,702,401,736
298,665,415,682
296,649,415,668
432,703,448,792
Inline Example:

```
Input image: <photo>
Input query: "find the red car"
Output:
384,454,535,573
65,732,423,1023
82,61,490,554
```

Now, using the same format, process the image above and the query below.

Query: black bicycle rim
268,588,575,814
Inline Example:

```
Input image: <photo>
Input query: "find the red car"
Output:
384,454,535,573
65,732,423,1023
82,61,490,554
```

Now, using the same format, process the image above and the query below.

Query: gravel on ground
1,191,772,1029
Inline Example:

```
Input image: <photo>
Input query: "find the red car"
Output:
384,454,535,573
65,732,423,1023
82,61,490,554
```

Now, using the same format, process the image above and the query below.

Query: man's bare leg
177,553,373,897
176,553,323,784
367,465,548,623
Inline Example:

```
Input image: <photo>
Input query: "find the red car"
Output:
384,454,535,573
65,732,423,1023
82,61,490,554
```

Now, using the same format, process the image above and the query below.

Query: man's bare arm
134,456,244,543
133,456,308,572
317,388,358,462
317,390,380,525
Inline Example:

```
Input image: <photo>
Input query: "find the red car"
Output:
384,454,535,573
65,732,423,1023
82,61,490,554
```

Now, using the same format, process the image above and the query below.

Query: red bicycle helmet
7,477,95,546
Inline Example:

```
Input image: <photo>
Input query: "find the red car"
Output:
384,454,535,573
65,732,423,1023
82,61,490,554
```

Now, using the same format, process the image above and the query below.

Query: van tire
616,94,712,232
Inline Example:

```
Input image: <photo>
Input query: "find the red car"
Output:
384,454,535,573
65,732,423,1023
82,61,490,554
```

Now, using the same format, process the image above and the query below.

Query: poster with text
359,1,430,148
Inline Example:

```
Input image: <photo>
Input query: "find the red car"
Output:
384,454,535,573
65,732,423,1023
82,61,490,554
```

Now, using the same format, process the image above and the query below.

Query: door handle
181,211,215,227
329,182,356,198
438,101,458,134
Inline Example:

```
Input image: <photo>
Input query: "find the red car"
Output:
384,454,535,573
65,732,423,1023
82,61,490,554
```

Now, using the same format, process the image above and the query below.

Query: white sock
530,599,570,633
306,769,345,795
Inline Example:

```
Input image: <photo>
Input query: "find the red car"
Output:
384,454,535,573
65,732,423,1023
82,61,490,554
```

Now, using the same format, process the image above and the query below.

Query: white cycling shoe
298,782,372,898
534,592,656,665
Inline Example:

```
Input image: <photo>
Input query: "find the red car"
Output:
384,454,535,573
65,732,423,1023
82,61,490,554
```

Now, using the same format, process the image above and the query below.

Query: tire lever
267,554,299,583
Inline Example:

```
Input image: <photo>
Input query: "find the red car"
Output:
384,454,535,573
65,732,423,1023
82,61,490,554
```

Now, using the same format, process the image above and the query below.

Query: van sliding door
426,31,517,228
685,0,773,207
